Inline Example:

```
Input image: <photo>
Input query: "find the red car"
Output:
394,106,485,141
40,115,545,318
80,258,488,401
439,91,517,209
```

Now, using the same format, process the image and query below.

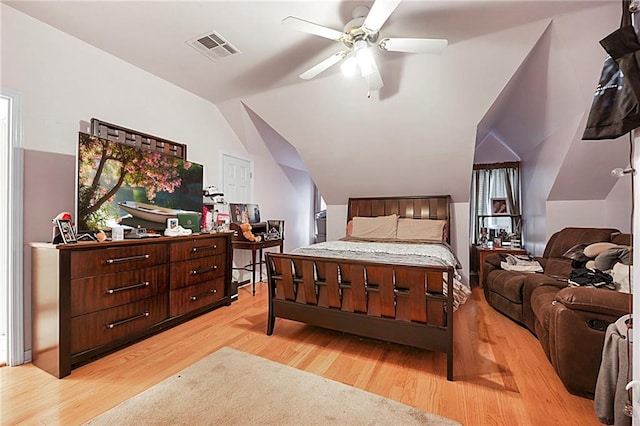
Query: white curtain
470,162,521,245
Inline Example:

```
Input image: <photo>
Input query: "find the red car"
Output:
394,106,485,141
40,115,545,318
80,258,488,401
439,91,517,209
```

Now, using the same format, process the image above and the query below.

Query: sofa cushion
594,246,632,271
612,233,632,246
543,228,619,259
522,274,568,332
486,269,528,304
563,243,590,261
541,258,573,279
584,242,618,258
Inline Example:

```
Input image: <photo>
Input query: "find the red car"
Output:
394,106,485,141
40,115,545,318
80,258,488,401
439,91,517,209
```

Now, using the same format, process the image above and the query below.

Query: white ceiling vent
187,30,240,62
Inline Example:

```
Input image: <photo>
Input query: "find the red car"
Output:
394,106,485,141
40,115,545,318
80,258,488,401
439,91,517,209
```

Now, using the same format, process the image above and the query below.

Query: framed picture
56,219,77,244
167,218,179,230
267,220,284,240
491,198,509,215
229,203,246,223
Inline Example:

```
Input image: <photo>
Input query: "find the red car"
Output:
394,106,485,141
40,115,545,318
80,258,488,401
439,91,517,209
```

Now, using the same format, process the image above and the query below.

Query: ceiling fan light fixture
341,56,358,77
354,41,375,76
283,0,448,96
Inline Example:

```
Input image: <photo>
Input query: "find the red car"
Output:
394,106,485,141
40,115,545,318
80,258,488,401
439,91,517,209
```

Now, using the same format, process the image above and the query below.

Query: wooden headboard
347,195,452,242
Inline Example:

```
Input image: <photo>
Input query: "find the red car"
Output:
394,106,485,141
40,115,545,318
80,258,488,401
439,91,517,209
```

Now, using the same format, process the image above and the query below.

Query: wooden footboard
265,252,455,381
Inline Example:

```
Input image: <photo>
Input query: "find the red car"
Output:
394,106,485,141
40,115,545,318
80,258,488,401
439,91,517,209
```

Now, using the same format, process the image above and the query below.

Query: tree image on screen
77,134,201,231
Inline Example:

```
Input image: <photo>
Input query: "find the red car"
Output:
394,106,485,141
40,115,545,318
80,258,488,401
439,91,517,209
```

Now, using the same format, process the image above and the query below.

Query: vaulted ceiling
5,0,629,205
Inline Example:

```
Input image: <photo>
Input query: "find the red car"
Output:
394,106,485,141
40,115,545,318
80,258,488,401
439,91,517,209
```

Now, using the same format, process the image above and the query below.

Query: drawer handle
105,281,150,295
191,244,217,253
189,289,217,301
106,254,150,264
105,312,149,329
191,265,218,275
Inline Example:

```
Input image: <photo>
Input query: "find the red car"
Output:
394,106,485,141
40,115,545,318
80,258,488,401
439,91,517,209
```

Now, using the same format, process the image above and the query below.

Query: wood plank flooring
1,283,600,425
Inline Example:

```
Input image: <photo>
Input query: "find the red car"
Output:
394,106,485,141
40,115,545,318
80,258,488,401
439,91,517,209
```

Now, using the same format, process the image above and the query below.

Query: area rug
85,346,460,425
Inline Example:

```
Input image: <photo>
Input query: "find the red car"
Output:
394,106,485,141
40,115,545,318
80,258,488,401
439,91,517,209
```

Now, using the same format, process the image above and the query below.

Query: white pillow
396,218,446,242
351,214,398,239
584,242,618,258
611,262,632,293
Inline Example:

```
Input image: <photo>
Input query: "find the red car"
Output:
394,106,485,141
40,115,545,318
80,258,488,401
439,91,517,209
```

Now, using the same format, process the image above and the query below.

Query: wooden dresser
31,233,233,378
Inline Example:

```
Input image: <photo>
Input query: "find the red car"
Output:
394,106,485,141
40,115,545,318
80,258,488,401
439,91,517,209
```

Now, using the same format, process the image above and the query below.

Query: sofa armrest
484,253,503,269
535,257,547,270
554,287,631,317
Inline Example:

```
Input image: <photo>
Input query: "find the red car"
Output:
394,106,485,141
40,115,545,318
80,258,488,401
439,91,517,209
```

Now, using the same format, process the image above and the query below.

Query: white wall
326,204,348,242
451,202,470,283
474,133,520,164
545,199,606,236
1,5,309,353
237,101,315,252
606,173,633,234
528,193,630,257
521,117,580,255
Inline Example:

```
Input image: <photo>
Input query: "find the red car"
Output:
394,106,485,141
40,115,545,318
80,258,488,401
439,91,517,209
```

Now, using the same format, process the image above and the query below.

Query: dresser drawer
169,278,225,317
70,244,168,279
170,237,227,262
169,254,226,290
70,265,168,317
71,294,168,355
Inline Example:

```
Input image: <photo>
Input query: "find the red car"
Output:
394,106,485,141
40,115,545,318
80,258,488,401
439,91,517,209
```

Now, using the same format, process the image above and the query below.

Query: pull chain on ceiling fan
282,0,448,96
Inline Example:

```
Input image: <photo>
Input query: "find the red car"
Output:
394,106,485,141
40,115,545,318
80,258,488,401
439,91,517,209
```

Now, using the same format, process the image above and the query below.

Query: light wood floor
2,283,599,425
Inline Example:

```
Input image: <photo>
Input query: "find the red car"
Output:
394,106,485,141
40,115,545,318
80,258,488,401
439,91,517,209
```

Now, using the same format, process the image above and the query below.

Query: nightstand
476,246,527,287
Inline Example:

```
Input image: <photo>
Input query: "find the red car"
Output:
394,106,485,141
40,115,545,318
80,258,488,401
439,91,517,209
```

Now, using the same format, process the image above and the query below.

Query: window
470,162,521,245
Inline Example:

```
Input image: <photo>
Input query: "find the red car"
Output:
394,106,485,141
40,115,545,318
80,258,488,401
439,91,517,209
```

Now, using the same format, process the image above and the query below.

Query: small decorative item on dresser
55,219,77,244
111,226,124,241
95,230,107,242
479,227,488,248
493,237,502,248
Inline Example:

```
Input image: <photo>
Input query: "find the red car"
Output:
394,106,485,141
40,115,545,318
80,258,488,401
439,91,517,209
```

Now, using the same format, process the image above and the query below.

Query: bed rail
265,252,455,380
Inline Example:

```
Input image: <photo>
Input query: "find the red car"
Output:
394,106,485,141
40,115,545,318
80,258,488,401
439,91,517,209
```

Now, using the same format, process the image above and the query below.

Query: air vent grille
187,30,241,62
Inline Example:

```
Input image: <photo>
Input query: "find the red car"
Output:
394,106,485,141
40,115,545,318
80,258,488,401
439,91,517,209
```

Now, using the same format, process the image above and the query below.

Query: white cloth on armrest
500,254,543,273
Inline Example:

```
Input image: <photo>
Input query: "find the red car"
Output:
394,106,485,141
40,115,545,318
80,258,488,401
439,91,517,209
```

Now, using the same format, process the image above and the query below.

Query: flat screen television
76,132,204,233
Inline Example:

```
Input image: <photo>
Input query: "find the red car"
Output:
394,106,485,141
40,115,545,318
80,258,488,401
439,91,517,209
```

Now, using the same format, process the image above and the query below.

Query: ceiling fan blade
365,59,384,93
282,16,344,41
363,0,402,33
379,37,448,54
299,51,348,80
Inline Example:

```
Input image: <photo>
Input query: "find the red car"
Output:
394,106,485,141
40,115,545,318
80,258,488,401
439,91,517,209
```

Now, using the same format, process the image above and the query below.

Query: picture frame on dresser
55,219,77,244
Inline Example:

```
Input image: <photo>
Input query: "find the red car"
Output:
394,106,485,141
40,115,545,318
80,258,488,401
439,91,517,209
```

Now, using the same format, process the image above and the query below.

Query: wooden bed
265,195,457,380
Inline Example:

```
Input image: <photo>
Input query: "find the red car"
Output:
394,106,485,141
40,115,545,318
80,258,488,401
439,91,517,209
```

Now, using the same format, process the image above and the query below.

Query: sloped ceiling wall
471,4,629,246
221,19,553,205
220,2,628,220
484,4,628,201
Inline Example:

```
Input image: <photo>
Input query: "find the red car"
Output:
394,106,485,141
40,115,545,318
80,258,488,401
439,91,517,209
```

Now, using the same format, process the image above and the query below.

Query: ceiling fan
283,0,448,95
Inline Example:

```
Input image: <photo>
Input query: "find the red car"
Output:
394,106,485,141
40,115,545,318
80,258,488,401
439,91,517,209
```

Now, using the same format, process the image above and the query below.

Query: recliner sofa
483,227,632,398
